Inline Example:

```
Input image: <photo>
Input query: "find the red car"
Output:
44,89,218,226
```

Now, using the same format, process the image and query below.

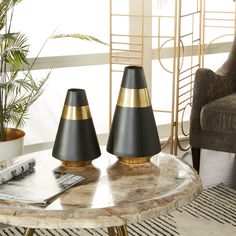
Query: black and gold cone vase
106,66,161,164
52,89,101,167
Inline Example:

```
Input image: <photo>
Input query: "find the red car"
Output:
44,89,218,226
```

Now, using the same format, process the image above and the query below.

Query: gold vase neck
118,156,151,164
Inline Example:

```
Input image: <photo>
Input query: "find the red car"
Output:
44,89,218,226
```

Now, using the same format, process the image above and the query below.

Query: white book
0,157,36,185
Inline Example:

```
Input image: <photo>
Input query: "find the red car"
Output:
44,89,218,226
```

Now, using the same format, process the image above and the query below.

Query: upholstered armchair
190,36,236,173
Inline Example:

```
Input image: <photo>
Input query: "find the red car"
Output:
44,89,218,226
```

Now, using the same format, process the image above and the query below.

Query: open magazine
0,156,85,204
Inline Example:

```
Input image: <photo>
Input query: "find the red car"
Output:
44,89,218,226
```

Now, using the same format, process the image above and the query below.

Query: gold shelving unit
201,0,236,67
109,0,235,155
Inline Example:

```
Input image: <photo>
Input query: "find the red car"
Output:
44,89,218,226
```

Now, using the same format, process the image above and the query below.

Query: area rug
0,183,236,236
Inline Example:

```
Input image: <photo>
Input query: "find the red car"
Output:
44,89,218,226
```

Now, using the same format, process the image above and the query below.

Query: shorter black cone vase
52,89,101,166
106,66,161,164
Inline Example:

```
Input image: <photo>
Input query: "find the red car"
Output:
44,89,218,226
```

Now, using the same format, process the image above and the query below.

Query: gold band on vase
62,105,91,120
117,88,151,108
118,156,151,164
61,160,92,167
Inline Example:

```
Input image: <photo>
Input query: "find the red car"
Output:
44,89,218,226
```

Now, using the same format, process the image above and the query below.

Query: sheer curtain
157,0,173,9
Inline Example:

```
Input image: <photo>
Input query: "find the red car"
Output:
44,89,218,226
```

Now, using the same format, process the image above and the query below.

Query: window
11,0,235,146
12,0,110,145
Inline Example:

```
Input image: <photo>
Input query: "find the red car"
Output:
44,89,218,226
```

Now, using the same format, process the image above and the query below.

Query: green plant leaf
2,33,29,68
51,33,107,45
0,0,21,31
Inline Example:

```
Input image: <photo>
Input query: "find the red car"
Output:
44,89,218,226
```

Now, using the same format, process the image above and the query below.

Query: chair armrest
190,68,235,132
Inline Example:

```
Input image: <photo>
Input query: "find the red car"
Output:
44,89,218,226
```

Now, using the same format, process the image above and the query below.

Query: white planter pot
0,128,25,161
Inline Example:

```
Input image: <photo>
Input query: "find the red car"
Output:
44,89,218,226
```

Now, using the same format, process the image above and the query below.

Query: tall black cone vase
52,89,101,167
106,66,161,164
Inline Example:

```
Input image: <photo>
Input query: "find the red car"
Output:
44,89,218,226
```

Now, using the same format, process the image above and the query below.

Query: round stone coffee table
0,149,202,236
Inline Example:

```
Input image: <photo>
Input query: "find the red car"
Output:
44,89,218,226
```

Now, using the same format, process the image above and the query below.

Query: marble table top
0,149,202,229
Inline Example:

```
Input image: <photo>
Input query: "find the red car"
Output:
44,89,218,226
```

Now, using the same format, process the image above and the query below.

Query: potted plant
0,0,49,160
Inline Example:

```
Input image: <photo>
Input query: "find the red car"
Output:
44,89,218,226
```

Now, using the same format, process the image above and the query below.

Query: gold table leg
23,228,35,236
108,227,117,235
107,225,128,236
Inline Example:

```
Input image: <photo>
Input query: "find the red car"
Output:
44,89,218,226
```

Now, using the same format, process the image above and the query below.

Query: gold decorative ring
62,105,91,120
118,156,151,164
117,88,151,108
61,160,92,167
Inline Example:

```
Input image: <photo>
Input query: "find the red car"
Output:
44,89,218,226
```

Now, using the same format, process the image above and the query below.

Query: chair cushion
200,93,236,133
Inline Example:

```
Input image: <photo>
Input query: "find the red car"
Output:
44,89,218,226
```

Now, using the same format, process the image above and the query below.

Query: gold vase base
61,160,92,167
118,156,151,164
